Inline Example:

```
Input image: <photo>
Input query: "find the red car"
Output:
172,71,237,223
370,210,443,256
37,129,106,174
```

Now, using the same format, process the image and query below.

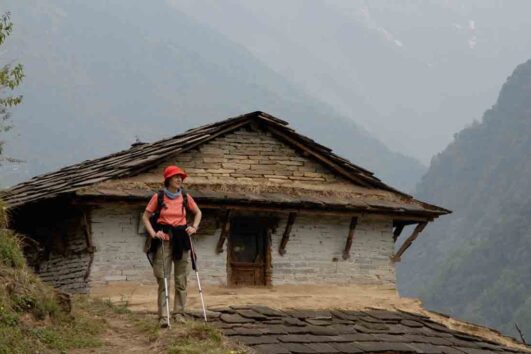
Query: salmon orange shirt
145,192,198,226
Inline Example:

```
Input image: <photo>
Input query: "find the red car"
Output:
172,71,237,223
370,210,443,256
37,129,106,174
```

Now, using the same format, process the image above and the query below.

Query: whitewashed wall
271,215,395,287
88,203,395,289
88,204,227,287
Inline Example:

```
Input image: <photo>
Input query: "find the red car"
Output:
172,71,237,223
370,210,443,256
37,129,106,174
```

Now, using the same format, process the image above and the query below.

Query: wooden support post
265,228,273,286
393,224,405,243
215,210,231,254
392,222,427,262
279,212,297,256
342,217,358,260
81,209,95,281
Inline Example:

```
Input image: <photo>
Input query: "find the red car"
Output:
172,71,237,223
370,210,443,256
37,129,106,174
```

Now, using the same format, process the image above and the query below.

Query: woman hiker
142,165,202,327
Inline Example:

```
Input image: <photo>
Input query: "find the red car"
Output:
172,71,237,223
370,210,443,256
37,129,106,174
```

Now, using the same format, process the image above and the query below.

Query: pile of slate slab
188,306,530,353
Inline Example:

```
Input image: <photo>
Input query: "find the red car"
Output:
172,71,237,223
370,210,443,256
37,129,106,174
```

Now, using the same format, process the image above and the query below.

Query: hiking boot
159,317,170,328
172,313,186,324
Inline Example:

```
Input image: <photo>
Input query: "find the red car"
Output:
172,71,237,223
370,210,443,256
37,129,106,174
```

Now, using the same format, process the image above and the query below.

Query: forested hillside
0,0,424,190
398,59,531,338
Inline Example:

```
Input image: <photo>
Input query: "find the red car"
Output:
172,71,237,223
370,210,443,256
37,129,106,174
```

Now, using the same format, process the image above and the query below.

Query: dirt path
90,282,415,312
70,315,155,354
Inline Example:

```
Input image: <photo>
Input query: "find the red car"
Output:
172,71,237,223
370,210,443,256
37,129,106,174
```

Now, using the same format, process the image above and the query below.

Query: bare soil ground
91,282,411,312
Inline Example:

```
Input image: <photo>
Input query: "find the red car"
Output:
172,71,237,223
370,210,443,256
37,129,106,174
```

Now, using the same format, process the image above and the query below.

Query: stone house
1,112,450,294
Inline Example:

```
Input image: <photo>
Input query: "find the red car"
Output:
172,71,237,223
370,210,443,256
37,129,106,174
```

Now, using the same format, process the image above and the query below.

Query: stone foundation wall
88,203,395,289
37,216,92,293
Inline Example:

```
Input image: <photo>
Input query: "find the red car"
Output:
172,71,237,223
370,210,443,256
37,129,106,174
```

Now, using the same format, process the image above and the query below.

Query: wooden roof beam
392,222,427,262
279,212,297,256
342,216,359,260
215,209,232,254
393,224,405,243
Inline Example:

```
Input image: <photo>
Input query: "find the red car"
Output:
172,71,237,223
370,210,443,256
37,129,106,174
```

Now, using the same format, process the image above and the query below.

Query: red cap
163,165,188,181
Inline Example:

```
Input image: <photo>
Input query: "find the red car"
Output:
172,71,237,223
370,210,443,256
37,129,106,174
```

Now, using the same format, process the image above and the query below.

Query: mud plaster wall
88,203,395,289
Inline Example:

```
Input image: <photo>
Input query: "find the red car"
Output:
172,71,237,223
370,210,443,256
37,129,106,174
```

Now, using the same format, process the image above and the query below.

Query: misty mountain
0,0,424,190
397,59,531,338
171,0,531,162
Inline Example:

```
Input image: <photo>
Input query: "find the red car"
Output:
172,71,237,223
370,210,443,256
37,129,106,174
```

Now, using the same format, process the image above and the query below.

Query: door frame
226,215,273,287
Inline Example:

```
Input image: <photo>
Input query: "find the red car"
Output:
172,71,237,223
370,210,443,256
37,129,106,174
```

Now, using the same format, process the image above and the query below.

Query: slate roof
194,306,530,354
1,111,449,218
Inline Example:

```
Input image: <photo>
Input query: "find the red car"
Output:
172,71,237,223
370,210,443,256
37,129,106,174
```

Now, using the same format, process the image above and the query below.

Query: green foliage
0,12,24,157
29,320,102,351
0,296,104,353
0,325,39,354
0,266,104,352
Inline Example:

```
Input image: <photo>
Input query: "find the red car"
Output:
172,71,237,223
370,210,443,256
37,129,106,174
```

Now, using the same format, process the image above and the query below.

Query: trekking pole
188,234,207,322
161,240,171,328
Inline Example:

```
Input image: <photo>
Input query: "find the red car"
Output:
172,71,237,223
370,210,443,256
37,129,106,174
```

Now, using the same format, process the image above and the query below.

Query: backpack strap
154,189,190,222
153,189,166,222
145,190,166,266
157,189,165,210
182,188,189,214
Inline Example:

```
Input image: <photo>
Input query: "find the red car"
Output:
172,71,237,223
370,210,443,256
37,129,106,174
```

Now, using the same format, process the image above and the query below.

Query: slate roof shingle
1,111,450,219
192,306,530,353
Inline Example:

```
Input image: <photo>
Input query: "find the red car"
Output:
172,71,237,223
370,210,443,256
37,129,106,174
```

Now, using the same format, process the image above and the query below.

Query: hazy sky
169,0,531,163
2,0,531,184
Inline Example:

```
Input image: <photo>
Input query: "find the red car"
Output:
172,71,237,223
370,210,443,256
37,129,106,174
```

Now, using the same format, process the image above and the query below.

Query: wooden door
228,217,268,286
